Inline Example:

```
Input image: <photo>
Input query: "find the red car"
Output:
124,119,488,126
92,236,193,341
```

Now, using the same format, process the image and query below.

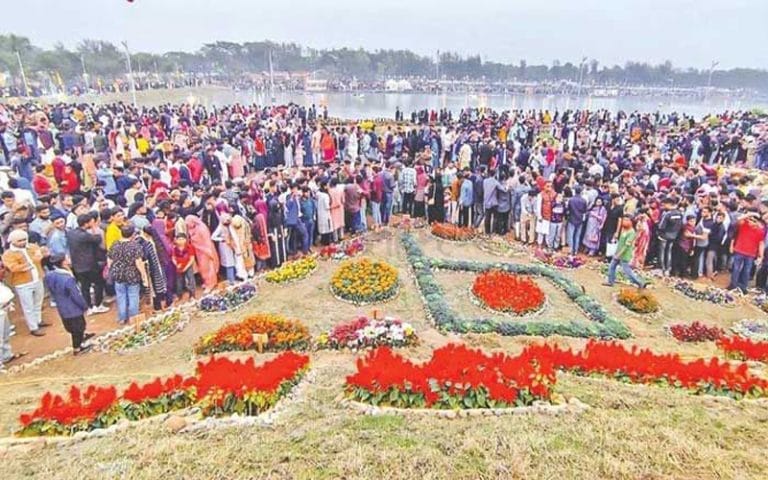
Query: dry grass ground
1,230,768,480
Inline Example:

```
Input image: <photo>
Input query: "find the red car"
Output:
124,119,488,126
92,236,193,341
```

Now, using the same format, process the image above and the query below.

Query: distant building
385,79,412,92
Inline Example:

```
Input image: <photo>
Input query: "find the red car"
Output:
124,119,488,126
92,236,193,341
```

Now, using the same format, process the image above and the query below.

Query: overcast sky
8,0,768,70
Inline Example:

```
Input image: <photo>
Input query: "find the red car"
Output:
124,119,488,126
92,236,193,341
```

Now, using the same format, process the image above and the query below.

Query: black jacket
66,228,104,273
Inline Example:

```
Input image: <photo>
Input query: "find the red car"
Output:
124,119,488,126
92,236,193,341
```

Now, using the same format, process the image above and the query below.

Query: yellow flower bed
265,256,318,284
331,258,399,305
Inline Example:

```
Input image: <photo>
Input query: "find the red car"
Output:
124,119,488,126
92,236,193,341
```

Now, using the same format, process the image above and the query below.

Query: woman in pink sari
185,215,220,292
632,212,651,269
229,149,245,179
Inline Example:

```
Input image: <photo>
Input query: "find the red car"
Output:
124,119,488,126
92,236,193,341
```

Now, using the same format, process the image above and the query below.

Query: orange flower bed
194,313,310,354
431,222,476,241
471,270,545,315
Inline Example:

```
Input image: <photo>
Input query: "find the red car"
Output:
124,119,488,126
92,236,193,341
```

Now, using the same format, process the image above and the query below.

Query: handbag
605,241,618,258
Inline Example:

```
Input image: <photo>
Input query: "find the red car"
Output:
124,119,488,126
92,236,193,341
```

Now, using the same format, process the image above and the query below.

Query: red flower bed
17,352,310,436
19,385,118,434
526,340,768,398
471,270,545,315
194,352,309,417
345,343,555,408
668,322,724,343
717,336,768,363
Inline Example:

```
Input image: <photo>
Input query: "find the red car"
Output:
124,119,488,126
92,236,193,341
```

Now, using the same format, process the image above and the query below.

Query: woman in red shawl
321,128,336,163
251,198,271,270
184,215,220,292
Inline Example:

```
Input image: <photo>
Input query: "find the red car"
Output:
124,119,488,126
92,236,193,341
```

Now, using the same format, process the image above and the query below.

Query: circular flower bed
430,222,476,242
331,258,399,305
616,288,659,314
471,270,545,316
316,315,418,350
265,256,318,284
199,283,257,313
194,313,310,355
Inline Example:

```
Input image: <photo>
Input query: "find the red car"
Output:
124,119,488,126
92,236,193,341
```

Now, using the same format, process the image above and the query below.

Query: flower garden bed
345,344,555,409
401,233,631,339
533,248,585,269
717,336,768,363
597,263,653,287
430,222,477,242
666,321,724,343
731,319,768,341
96,310,191,353
616,288,660,315
318,238,365,261
330,258,400,305
526,340,768,399
751,295,768,314
264,256,318,284
475,235,529,258
16,352,310,437
194,313,310,355
671,280,737,306
198,283,258,314
316,315,418,350
470,270,546,316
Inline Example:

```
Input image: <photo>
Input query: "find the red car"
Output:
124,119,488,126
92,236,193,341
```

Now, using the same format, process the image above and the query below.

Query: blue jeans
728,253,755,292
381,192,393,225
302,219,314,252
566,222,584,255
224,266,236,283
114,282,140,324
370,201,382,226
607,257,645,288
548,222,563,249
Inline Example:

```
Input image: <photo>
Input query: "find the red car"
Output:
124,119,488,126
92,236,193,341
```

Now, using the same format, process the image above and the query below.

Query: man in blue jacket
44,254,93,355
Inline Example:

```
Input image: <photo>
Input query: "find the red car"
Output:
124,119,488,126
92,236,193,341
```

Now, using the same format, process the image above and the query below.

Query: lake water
66,87,768,121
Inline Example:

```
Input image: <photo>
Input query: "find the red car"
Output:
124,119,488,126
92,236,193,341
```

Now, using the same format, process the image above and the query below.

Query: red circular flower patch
471,270,545,315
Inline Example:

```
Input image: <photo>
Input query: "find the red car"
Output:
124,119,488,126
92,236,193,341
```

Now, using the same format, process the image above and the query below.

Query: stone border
338,396,590,418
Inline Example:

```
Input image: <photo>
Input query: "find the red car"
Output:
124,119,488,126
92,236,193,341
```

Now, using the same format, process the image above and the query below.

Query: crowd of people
0,99,767,366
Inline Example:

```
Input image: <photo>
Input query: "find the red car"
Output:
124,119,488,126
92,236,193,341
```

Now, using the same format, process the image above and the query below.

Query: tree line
1,34,766,92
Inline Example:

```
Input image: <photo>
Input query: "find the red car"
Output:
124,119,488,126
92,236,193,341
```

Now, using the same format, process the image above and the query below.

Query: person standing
107,225,148,325
44,255,93,355
566,186,588,255
1,230,49,336
67,213,110,315
728,210,766,293
0,283,26,365
603,217,647,288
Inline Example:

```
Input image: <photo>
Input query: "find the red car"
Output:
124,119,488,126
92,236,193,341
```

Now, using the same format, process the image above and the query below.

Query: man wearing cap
1,229,49,336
